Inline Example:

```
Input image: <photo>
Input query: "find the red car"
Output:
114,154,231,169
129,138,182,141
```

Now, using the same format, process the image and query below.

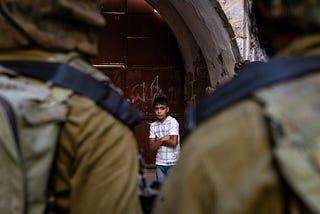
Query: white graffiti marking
130,75,164,104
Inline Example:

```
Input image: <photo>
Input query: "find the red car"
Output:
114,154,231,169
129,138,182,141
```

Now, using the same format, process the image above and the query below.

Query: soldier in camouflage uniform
152,0,320,213
0,0,142,213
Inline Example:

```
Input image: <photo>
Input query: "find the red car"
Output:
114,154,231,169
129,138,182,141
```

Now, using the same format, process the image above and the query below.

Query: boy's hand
150,137,163,151
161,135,170,142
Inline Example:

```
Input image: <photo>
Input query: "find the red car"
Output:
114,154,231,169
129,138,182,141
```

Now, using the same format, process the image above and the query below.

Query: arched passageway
92,0,242,166
147,0,241,98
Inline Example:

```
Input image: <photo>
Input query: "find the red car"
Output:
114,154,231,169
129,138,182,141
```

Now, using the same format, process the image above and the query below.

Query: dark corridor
91,0,185,166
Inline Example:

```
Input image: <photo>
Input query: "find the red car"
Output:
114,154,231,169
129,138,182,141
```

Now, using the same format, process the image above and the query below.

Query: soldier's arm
52,95,142,214
152,142,214,214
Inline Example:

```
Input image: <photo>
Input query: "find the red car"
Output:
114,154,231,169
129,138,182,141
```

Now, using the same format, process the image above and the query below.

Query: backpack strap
0,60,143,127
185,55,320,135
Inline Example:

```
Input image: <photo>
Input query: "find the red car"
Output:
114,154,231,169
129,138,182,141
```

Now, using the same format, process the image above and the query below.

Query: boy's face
154,104,169,122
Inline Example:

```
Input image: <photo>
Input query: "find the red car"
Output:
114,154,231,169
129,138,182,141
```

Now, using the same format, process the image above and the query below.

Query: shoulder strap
0,60,143,127
185,55,320,135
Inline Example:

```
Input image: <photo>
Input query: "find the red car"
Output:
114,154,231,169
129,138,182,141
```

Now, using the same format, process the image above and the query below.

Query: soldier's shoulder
185,55,320,135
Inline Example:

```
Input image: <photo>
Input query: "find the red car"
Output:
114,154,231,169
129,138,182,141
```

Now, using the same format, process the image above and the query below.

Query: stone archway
146,0,242,104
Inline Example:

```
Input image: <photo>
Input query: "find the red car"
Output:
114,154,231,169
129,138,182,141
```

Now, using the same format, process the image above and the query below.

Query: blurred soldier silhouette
152,0,320,213
0,0,142,213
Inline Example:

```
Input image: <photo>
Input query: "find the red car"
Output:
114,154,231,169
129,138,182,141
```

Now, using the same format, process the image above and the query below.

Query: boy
149,96,180,183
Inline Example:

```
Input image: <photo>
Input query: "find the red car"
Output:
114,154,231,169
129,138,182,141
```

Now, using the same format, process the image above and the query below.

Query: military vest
0,67,68,214
254,73,320,213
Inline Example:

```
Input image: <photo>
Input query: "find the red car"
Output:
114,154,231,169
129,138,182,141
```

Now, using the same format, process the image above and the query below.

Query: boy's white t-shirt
149,115,180,166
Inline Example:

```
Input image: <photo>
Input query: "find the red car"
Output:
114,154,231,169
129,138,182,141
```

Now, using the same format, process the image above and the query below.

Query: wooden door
92,0,184,166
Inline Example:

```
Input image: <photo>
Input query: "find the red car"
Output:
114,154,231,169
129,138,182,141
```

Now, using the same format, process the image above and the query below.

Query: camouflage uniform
152,0,320,213
0,1,142,213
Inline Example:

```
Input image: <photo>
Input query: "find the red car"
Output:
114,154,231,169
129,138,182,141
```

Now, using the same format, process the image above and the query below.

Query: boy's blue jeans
156,165,172,183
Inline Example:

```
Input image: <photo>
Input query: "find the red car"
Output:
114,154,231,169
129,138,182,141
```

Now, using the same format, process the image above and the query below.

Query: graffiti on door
130,75,170,104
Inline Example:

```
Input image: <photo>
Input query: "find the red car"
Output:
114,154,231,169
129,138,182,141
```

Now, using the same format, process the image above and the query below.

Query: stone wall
217,0,266,61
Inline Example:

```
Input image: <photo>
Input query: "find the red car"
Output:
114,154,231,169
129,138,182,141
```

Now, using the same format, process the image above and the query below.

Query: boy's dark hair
153,96,169,107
